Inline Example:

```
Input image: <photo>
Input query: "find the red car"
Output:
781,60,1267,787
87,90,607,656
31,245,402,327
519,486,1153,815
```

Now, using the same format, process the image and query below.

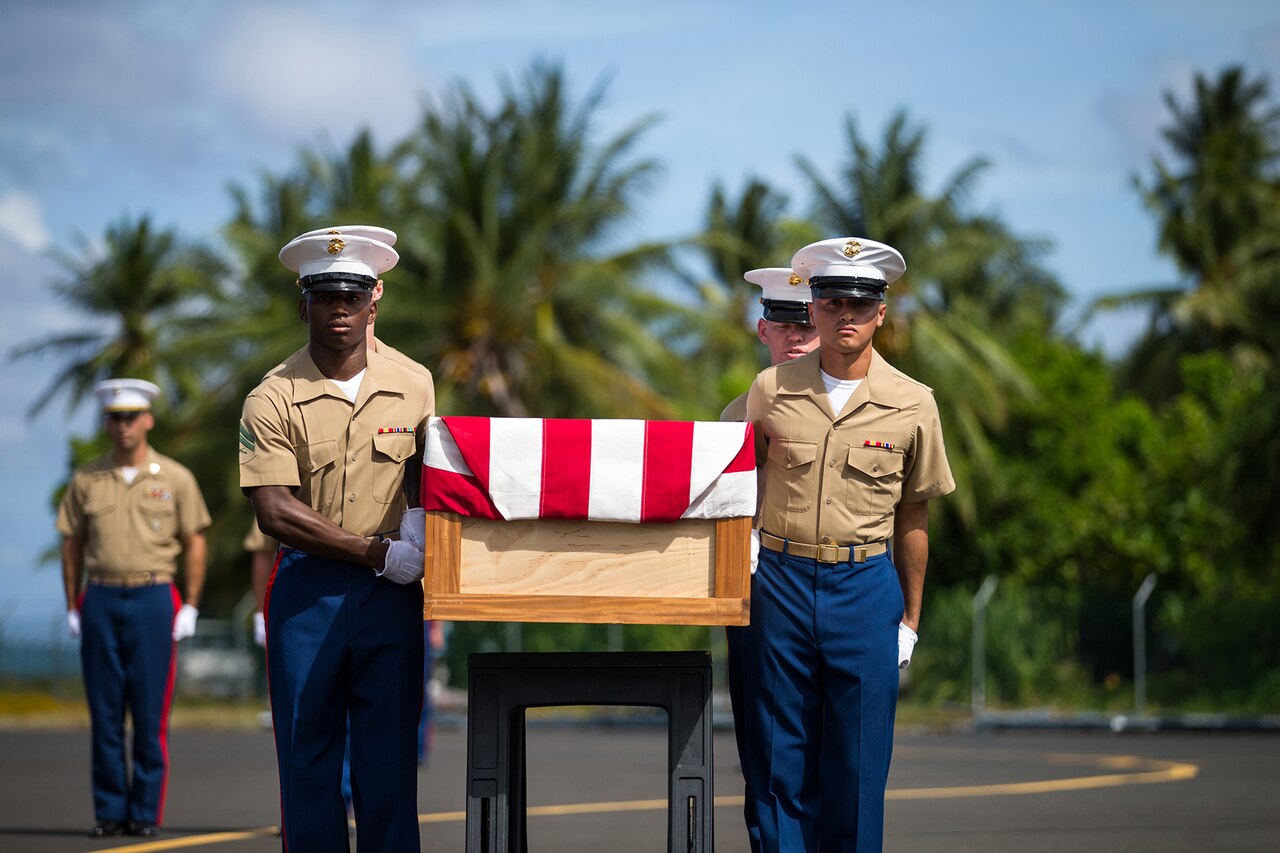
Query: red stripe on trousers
541,419,592,518
261,547,287,846
641,421,694,522
155,584,182,825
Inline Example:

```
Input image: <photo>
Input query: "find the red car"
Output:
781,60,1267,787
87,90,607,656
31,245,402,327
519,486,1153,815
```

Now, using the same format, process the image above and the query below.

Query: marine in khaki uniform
57,379,210,839
718,266,817,844
240,226,433,853
719,267,819,422
247,227,440,822
740,238,955,852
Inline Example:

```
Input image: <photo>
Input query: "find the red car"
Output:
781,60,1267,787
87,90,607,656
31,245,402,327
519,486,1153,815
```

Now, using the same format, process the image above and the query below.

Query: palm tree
11,214,227,418
391,61,688,418
1094,65,1280,399
669,177,824,412
795,111,1063,526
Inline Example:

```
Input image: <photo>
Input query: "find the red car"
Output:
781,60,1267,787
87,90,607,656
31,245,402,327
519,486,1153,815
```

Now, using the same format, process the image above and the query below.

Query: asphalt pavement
1,721,1277,852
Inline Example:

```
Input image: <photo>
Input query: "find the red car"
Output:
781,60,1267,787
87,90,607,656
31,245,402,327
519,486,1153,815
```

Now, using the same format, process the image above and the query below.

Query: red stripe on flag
724,422,755,473
440,417,493,489
641,421,694,522
422,468,502,519
541,419,592,519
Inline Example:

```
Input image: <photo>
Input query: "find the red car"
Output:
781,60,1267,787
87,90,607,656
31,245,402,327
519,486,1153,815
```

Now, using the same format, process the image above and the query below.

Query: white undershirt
119,466,139,485
820,369,863,414
331,369,366,403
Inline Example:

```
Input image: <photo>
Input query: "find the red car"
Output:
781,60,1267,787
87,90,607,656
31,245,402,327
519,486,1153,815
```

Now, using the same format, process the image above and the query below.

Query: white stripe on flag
425,417,471,475
684,468,756,519
588,419,646,522
688,422,742,505
488,418,544,519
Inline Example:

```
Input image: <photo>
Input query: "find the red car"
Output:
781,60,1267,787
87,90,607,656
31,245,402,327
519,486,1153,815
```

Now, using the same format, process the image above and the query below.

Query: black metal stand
465,651,714,853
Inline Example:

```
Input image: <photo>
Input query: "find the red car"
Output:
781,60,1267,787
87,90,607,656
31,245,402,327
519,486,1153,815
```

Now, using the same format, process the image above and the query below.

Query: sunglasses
105,411,143,423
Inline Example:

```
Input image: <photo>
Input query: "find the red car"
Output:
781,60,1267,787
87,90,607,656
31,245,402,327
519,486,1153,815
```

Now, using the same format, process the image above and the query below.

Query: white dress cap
93,378,160,412
791,237,906,301
295,225,398,246
279,228,399,292
744,267,813,325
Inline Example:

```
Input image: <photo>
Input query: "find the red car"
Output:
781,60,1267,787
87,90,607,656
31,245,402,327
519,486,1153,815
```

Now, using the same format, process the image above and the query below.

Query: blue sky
2,0,1277,640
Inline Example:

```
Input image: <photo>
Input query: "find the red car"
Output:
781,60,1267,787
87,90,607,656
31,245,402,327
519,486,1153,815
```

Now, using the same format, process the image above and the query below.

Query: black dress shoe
127,821,160,837
88,820,125,837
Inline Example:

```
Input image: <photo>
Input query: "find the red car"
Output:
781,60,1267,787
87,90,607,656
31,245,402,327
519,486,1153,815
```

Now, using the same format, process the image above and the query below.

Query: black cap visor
761,299,814,326
809,275,886,302
300,273,377,294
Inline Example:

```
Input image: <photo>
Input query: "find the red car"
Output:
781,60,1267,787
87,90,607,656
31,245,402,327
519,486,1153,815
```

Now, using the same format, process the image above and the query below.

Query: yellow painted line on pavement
82,752,1199,851
885,757,1199,800
87,828,279,852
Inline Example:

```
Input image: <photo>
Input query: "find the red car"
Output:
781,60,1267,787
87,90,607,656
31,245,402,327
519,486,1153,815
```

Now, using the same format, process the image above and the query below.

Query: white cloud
0,191,51,253
205,5,430,145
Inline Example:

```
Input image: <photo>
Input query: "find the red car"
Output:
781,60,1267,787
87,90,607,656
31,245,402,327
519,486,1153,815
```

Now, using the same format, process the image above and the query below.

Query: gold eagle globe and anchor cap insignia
744,267,815,326
792,237,906,302
93,378,160,413
279,225,399,294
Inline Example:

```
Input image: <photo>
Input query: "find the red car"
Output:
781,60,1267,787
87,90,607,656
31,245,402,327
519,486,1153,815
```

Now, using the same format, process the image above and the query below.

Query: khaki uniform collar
783,348,897,422
98,446,163,487
290,346,410,411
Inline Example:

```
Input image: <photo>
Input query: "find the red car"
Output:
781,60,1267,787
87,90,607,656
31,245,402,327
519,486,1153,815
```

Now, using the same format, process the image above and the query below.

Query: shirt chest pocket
140,501,177,541
83,493,117,520
298,440,340,510
767,439,819,513
844,445,905,517
371,433,416,504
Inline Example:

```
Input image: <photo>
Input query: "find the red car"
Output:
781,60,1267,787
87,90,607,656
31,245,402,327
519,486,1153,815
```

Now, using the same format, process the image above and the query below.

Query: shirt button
873,465,879,472
829,460,835,467
348,493,357,502
825,497,832,505
350,453,358,462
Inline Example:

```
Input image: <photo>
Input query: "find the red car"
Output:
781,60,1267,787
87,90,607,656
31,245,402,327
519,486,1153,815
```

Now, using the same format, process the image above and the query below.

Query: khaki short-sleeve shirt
746,349,954,545
238,347,435,538
56,448,211,578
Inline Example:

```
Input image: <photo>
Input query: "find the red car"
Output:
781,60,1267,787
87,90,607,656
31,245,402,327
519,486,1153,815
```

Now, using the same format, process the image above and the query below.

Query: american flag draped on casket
421,417,756,523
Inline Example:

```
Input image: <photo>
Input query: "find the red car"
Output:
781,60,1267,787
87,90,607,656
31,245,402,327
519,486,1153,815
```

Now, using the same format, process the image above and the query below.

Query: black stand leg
465,652,713,853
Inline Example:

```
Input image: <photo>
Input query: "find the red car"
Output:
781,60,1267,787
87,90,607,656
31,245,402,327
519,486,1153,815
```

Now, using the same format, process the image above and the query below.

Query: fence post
971,576,999,712
1133,573,1158,716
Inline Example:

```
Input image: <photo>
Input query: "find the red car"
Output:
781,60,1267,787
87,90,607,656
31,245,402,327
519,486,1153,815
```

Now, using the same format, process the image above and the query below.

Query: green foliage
1152,588,1280,713
907,581,1093,709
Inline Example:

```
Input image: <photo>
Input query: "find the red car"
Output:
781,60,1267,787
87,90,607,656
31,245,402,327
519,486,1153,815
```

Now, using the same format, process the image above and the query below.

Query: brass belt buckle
816,543,841,563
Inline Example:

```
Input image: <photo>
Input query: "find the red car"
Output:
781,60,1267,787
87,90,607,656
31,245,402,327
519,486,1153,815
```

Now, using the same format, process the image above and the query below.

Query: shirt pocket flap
372,432,416,463
299,439,339,473
847,445,904,479
83,495,116,517
769,439,818,469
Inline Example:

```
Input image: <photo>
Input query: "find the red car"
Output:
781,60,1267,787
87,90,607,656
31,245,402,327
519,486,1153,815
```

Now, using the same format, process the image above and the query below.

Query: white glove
67,609,81,639
898,622,918,670
377,539,425,585
749,529,760,575
173,604,199,641
400,507,426,550
252,611,267,648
